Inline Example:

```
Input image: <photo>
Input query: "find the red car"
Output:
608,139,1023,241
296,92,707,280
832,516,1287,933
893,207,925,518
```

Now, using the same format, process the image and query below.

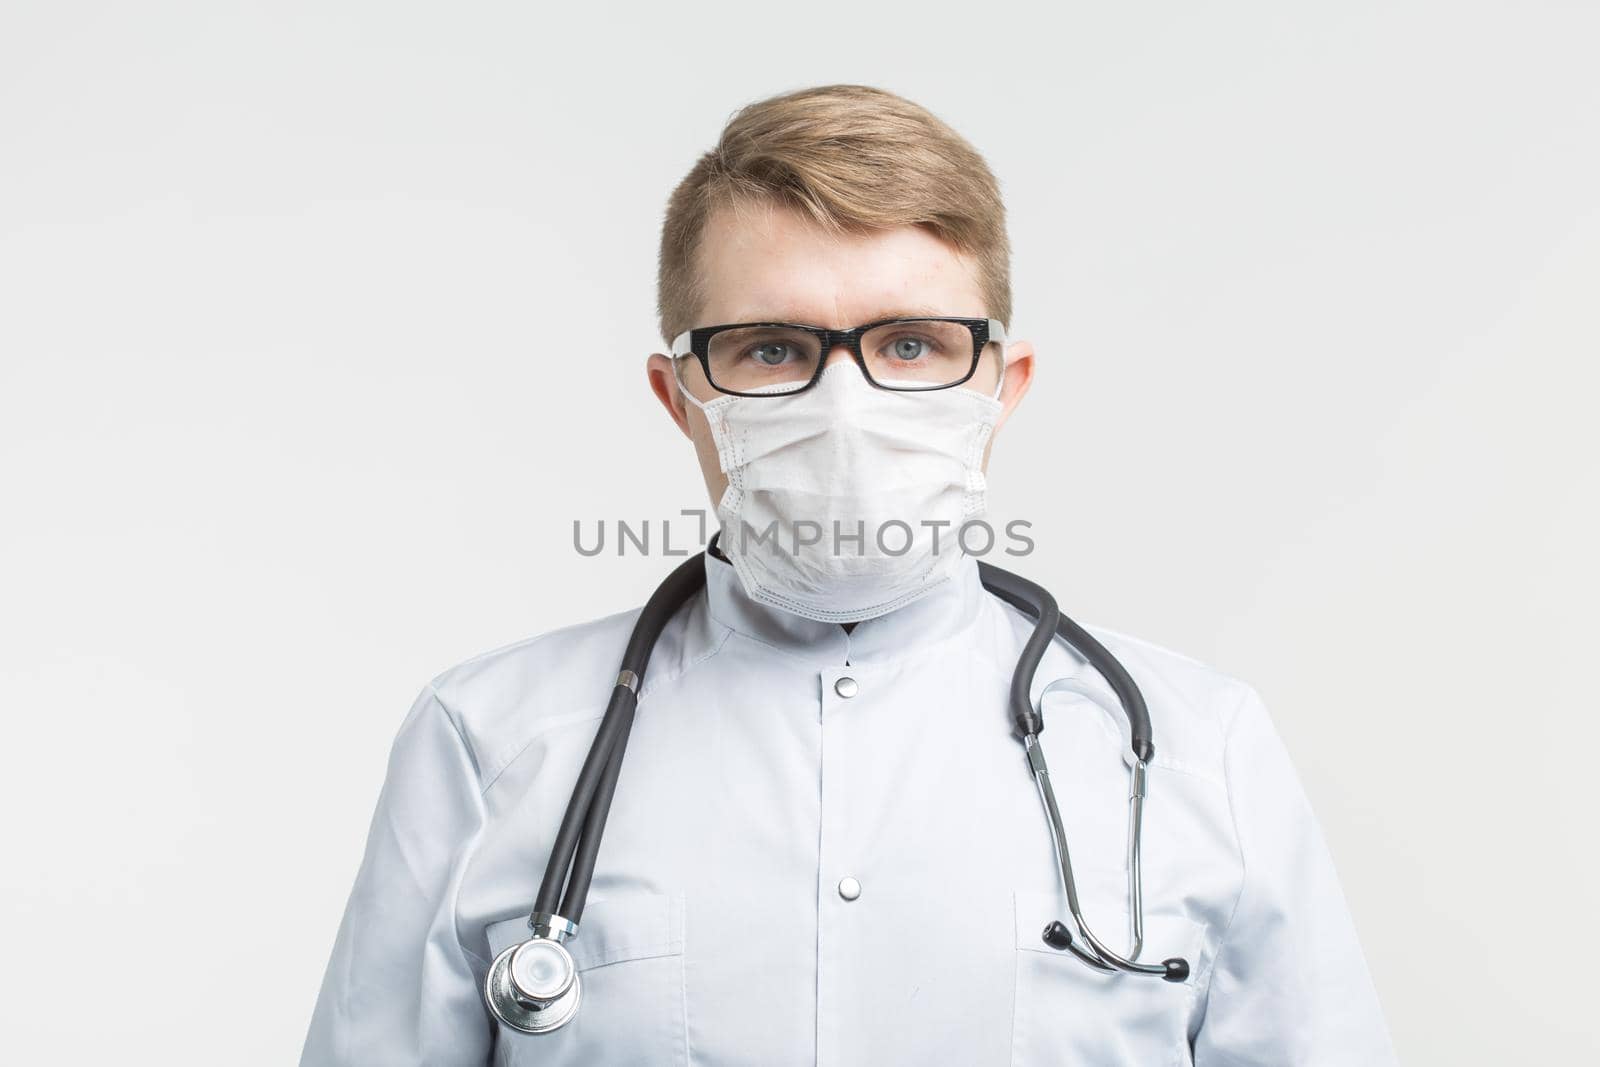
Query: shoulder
978,589,1270,782
409,587,728,789
1072,622,1265,783
431,607,642,716
402,606,642,788
1083,624,1259,720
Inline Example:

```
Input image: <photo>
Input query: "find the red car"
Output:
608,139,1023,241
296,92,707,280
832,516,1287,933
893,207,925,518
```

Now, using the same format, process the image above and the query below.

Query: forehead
694,198,986,328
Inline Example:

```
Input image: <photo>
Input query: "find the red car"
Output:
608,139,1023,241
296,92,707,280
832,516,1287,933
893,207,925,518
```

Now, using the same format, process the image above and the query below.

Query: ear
994,338,1035,434
646,353,693,438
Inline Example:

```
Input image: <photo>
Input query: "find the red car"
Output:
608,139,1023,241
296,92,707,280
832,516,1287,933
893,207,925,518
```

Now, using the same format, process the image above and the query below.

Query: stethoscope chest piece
485,936,582,1034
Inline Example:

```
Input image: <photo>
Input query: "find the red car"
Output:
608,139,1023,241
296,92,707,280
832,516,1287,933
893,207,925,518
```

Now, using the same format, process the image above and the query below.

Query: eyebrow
731,304,952,325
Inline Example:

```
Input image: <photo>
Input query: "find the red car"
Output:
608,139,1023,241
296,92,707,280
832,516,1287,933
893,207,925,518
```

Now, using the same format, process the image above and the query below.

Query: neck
708,534,859,635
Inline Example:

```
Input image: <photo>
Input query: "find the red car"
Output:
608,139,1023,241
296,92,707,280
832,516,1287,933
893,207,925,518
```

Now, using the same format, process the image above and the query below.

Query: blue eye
889,336,935,361
748,343,797,366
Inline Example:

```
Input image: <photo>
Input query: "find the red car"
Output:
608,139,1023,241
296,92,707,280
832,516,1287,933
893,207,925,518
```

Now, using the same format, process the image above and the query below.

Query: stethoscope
485,549,1191,1035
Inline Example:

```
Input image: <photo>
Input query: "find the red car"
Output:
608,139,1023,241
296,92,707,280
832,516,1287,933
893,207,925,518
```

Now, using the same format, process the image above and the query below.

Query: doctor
302,83,1397,1065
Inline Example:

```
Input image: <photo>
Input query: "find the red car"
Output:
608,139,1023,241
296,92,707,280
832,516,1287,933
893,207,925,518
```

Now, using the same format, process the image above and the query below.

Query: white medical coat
301,549,1396,1065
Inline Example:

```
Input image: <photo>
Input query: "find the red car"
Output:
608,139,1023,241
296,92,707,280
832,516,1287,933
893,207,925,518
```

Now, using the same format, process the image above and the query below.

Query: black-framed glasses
670,316,1007,397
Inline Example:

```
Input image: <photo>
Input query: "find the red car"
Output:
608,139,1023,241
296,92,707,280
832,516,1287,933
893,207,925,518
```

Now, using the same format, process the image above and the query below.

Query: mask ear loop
671,352,712,414
986,320,1009,402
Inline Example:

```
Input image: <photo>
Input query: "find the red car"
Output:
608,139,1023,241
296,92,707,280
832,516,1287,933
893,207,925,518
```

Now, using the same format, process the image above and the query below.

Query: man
302,83,1397,1065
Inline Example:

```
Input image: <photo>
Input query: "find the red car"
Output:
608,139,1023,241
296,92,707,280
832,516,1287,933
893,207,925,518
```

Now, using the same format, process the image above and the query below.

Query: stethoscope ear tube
1026,733,1191,981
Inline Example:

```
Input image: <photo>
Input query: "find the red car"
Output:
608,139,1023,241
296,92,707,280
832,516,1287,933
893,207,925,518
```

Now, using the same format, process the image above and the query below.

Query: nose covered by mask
680,361,1004,623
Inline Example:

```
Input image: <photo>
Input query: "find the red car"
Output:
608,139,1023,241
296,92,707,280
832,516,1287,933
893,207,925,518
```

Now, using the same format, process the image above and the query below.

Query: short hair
656,84,1011,346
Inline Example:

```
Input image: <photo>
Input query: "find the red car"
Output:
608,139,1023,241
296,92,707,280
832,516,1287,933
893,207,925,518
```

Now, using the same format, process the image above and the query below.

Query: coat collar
701,538,988,668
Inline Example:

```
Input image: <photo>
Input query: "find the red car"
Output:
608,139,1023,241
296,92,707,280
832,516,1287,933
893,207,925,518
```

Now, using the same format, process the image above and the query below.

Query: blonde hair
656,84,1011,345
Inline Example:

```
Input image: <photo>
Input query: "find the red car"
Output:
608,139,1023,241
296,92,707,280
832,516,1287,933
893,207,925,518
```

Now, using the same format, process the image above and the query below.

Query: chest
461,650,1233,1066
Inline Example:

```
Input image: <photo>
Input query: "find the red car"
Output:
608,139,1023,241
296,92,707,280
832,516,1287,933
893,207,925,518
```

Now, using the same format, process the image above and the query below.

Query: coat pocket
485,889,687,1067
1011,888,1207,1067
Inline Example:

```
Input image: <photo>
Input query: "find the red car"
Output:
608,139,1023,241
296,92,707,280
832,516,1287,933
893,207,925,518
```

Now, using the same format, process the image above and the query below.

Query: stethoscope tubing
520,549,1186,991
532,552,708,925
975,561,1155,763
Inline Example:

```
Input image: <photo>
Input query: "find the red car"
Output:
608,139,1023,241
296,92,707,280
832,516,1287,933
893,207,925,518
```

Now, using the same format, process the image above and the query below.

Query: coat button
834,677,859,698
837,876,862,901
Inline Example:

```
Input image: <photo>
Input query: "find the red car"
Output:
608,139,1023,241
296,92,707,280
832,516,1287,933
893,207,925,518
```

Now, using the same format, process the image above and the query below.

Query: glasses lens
859,319,978,390
705,326,824,394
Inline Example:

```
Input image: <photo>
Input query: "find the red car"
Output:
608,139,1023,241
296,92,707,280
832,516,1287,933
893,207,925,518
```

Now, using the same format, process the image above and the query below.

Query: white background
3,2,1596,1062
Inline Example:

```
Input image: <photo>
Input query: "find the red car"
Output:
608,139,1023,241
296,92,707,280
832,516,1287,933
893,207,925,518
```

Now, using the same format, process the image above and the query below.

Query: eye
743,342,802,366
884,334,939,362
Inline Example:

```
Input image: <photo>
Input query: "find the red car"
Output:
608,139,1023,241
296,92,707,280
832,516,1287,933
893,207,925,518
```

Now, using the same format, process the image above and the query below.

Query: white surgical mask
680,360,1005,623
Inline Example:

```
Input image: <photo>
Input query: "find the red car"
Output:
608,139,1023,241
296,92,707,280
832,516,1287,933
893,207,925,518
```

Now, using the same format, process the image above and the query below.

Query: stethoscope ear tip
1041,920,1074,950
1162,958,1190,983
